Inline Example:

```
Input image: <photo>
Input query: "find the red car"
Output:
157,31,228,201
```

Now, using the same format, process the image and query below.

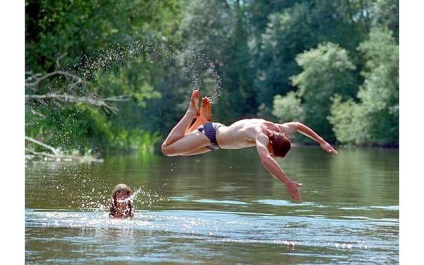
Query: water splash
77,185,169,214
131,186,169,209
66,37,223,103
27,36,225,159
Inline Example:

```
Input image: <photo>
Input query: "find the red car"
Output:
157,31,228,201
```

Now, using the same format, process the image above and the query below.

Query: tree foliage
273,42,357,142
25,0,399,159
329,27,399,146
25,0,183,158
272,91,304,123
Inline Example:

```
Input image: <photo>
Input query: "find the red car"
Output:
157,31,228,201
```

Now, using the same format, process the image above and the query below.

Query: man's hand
285,180,302,201
320,142,338,155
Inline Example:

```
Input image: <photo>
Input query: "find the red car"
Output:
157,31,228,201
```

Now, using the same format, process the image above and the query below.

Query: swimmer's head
268,132,291,158
109,183,134,219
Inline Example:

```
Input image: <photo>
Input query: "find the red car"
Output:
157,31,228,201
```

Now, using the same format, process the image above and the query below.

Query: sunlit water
25,147,399,264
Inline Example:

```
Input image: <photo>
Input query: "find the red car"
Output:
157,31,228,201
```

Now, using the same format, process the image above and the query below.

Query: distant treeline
25,0,398,157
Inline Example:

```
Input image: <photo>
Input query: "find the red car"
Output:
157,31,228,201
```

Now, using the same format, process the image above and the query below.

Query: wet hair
109,183,134,218
269,132,291,158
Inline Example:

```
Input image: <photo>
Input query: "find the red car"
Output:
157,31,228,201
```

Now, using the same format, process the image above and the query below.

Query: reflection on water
25,147,399,264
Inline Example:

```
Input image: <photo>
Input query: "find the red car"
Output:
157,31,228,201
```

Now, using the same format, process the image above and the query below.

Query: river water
25,146,399,264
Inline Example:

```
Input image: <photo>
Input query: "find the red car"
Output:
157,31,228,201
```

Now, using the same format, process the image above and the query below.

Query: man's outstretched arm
282,122,338,155
255,132,302,201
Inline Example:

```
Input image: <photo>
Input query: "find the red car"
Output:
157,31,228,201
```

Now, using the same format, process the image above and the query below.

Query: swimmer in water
161,89,338,201
109,183,134,219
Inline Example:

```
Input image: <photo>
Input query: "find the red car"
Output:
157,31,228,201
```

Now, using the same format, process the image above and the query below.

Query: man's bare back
215,119,265,149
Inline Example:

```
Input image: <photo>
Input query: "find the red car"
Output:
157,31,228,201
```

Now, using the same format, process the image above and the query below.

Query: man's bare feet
188,89,200,117
199,97,212,122
184,94,212,134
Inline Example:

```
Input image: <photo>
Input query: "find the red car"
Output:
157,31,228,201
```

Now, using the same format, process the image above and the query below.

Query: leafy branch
25,136,104,162
25,93,130,115
25,56,132,162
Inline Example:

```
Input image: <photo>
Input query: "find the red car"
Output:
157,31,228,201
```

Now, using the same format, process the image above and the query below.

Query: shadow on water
25,146,399,264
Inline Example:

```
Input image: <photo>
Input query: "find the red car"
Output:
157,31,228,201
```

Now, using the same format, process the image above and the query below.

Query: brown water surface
25,146,399,264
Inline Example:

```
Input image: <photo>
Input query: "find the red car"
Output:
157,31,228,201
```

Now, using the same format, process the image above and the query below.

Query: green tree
272,91,304,123
26,0,182,71
177,0,257,122
254,0,367,111
329,27,398,146
25,0,399,156
369,0,399,40
328,95,369,145
25,0,183,158
288,42,357,142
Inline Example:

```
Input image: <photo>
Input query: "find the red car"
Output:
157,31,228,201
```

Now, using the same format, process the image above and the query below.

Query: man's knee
161,143,170,156
161,144,176,157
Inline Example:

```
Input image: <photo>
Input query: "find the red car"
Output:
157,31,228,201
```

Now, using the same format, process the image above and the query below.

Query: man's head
268,132,291,158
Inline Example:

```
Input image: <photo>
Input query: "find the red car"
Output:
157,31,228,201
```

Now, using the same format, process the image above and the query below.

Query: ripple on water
26,209,398,263
253,199,318,207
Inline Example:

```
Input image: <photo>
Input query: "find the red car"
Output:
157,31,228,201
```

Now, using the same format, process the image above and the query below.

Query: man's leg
162,89,210,155
162,130,211,156
161,90,200,153
179,146,212,156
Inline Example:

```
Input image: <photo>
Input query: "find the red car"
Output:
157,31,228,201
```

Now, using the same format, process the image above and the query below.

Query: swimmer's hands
320,141,338,155
285,180,302,201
